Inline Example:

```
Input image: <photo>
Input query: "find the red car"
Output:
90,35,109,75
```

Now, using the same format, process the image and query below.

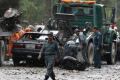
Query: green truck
47,0,119,65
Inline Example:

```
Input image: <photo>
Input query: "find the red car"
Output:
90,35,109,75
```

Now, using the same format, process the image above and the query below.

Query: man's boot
44,75,49,80
51,76,56,80
50,73,56,80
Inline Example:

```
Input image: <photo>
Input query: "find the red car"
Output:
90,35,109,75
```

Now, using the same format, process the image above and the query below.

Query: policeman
93,27,102,68
79,29,88,64
70,28,80,57
71,28,79,40
40,32,59,80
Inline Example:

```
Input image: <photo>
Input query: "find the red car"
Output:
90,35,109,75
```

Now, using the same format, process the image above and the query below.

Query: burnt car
60,34,87,70
12,30,63,66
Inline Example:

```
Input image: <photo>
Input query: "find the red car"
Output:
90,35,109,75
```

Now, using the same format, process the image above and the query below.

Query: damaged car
60,34,88,70
12,30,63,66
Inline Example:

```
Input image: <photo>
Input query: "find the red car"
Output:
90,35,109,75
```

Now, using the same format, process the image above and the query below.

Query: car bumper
12,49,40,60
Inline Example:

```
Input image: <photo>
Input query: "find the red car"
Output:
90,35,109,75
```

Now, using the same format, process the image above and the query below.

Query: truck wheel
0,40,5,66
87,43,94,65
12,54,20,66
107,42,116,65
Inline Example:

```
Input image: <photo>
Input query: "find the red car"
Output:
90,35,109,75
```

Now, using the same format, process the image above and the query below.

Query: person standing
39,32,59,80
79,29,88,64
93,27,102,68
71,28,80,40
7,31,20,57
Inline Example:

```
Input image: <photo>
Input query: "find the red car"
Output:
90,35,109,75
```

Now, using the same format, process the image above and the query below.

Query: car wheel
107,42,117,65
12,54,20,66
87,43,94,65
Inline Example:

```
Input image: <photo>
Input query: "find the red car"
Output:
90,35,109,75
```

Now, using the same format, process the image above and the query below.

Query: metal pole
116,0,117,22
51,0,53,17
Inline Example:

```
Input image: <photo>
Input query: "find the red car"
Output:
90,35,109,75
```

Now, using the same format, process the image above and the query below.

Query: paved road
0,61,120,80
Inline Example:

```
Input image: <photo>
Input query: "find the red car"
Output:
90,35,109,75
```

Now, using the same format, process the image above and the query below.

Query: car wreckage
12,30,63,66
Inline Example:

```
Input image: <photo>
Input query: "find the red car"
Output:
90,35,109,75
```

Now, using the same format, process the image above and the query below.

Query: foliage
19,0,58,24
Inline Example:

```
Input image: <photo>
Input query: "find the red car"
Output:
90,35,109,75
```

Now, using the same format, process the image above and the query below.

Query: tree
44,0,52,18
19,0,58,24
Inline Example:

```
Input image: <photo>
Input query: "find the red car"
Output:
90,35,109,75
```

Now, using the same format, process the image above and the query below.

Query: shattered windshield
21,33,41,40
21,33,49,41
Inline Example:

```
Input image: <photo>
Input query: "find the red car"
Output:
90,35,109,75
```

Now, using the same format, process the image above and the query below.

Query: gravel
0,61,120,80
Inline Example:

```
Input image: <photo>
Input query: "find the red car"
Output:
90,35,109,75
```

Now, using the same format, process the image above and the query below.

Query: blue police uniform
42,41,59,80
79,32,88,63
93,31,102,68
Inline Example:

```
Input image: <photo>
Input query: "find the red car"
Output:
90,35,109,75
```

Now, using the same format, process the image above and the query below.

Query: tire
116,43,120,61
0,40,6,66
12,54,20,66
107,42,117,65
117,50,120,61
61,56,86,70
87,43,94,65
34,59,45,67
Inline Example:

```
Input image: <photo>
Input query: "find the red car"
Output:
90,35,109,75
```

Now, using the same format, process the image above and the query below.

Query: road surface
0,61,120,80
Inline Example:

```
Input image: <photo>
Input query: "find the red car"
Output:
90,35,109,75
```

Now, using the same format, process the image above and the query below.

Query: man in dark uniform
93,27,102,68
40,32,59,80
71,28,79,40
79,29,88,64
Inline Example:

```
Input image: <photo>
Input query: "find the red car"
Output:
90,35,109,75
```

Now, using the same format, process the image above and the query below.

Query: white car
12,30,62,66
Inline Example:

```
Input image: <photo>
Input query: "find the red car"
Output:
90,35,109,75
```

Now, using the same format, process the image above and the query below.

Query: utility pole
44,0,52,24
51,0,53,17
115,0,117,23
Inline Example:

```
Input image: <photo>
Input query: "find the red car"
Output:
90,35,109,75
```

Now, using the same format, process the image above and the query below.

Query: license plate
26,44,35,49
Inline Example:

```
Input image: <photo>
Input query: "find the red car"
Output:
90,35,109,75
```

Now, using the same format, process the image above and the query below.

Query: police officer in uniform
40,32,59,80
79,29,88,64
93,27,102,68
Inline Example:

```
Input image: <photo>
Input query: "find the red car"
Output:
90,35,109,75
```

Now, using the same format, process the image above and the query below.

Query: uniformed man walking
93,27,102,68
39,32,59,80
